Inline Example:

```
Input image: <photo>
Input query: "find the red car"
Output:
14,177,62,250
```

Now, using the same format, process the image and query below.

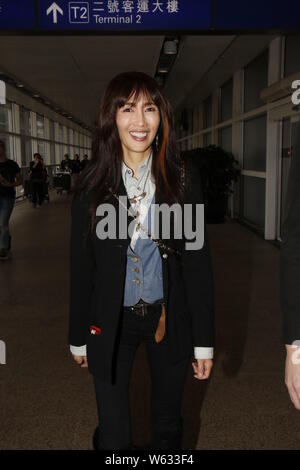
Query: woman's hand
192,359,213,380
72,354,88,368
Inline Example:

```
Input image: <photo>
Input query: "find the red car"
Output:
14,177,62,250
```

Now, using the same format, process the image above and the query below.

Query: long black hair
75,71,184,231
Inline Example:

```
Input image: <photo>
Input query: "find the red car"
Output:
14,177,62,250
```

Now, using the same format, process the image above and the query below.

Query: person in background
80,154,89,171
60,153,72,172
41,157,48,181
40,157,49,202
71,154,81,189
29,153,44,208
280,119,300,410
72,154,81,172
0,139,22,260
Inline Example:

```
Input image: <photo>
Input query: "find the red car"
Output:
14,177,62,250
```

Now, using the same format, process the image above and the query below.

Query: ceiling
0,34,276,128
0,36,163,127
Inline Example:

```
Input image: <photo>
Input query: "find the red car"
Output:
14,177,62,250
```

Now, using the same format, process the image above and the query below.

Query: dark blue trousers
93,305,191,450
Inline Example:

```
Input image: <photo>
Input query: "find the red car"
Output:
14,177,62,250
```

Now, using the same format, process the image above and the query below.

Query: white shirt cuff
70,344,87,356
194,347,214,360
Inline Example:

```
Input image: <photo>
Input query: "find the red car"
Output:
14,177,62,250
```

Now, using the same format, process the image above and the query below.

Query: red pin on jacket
89,325,101,336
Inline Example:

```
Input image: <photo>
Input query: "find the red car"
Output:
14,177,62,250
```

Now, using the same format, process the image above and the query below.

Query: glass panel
204,96,212,129
0,102,12,132
80,133,83,147
0,133,12,158
74,131,79,146
220,78,233,122
37,140,45,157
36,114,45,138
49,120,55,141
244,51,268,112
241,176,266,229
219,126,232,153
285,35,300,77
243,115,267,171
59,144,64,161
203,132,211,146
20,136,32,167
59,124,63,143
69,128,74,145
20,106,31,136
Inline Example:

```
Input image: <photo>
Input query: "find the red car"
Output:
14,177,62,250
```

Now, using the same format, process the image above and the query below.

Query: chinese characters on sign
38,0,211,30
1,0,300,31
66,1,181,26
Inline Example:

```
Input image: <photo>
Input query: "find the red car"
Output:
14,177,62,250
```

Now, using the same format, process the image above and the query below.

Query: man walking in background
0,139,22,260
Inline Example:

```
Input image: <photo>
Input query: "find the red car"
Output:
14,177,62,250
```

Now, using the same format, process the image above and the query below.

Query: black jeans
31,180,44,205
93,306,191,450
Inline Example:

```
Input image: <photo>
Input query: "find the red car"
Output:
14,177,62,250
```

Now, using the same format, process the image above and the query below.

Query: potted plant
182,145,240,223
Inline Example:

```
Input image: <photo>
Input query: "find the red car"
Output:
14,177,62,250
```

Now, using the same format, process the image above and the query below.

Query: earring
155,135,159,147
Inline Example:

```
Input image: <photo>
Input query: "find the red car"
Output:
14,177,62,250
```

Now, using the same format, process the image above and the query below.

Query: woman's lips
129,131,148,142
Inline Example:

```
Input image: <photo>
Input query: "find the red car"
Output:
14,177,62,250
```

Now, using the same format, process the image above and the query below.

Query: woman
29,153,44,208
69,71,214,450
71,154,82,189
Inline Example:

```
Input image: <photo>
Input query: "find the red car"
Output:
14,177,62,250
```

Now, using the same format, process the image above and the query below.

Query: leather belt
123,300,164,317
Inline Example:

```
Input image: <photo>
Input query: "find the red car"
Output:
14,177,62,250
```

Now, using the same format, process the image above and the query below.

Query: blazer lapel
107,176,132,248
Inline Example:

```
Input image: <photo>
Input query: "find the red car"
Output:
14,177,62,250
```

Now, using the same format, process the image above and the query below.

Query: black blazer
68,159,215,383
280,119,300,344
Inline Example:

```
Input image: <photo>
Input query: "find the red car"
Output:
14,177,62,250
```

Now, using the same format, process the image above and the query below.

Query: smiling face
115,92,161,162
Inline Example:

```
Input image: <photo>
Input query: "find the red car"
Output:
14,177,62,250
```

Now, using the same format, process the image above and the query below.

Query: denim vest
123,193,163,306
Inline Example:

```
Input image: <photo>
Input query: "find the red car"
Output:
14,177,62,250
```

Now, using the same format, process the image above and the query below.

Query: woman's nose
134,108,146,126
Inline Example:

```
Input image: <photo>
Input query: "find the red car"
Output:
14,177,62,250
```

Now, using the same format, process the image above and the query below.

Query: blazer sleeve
280,120,300,344
68,191,95,347
181,158,215,347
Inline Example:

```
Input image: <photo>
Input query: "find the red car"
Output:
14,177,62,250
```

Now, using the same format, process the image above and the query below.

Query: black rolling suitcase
53,173,71,194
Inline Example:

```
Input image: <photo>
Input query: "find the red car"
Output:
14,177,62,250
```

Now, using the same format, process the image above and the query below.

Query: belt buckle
130,303,146,316
140,304,146,316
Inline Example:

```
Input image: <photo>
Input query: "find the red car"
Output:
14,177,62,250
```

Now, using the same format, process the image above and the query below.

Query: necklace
108,188,181,257
105,159,186,257
127,166,150,205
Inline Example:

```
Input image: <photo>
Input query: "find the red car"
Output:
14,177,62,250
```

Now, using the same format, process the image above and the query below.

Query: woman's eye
123,107,132,112
146,107,156,112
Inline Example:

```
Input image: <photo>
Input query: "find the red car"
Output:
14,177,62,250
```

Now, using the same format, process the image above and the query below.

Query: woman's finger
72,354,87,367
203,360,213,379
81,356,88,368
192,359,213,380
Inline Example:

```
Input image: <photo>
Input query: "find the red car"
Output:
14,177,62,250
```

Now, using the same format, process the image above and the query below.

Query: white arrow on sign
46,2,64,24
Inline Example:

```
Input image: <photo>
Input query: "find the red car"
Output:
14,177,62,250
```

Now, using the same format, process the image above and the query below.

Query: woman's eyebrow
123,101,156,107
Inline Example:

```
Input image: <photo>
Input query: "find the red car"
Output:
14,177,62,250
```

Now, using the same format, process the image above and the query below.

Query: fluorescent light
158,67,169,74
163,40,177,55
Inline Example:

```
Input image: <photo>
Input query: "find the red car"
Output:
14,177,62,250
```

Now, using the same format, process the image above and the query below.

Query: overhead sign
0,0,299,31
0,0,36,29
213,0,300,29
38,0,211,30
